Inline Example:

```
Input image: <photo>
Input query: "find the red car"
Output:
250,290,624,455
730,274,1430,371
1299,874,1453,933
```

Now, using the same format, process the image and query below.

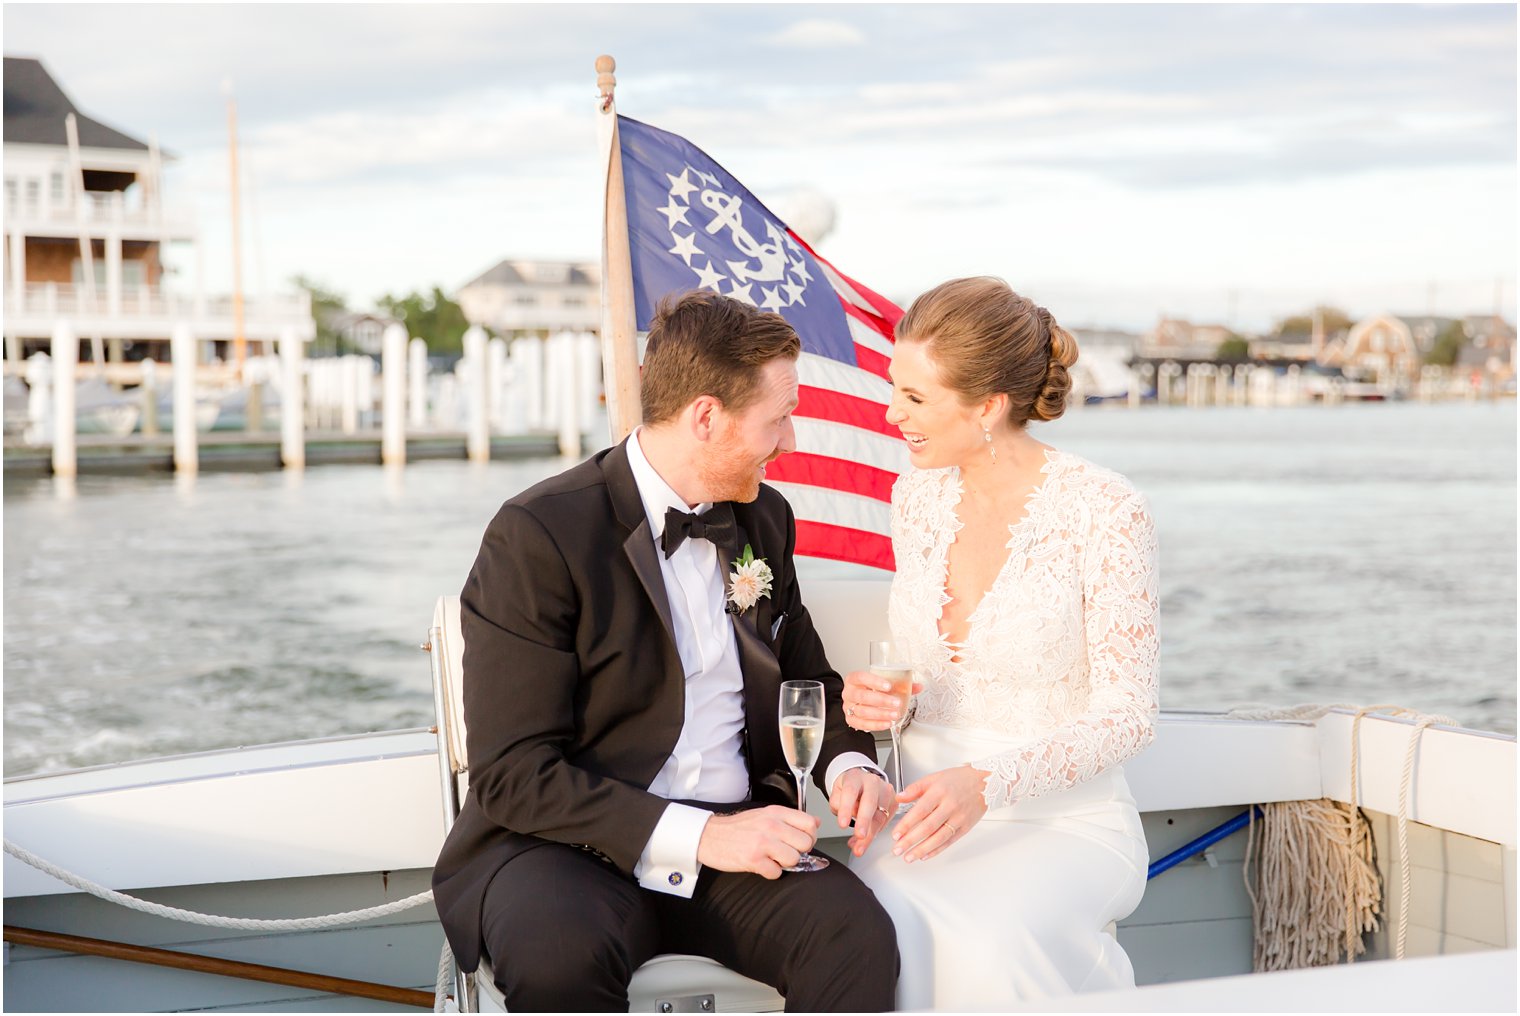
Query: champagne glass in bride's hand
869,640,914,815
778,680,829,872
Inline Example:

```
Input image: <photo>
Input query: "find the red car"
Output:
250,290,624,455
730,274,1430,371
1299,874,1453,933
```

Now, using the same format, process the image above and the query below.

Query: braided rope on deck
3,838,436,931
1228,703,1458,970
4,837,453,1009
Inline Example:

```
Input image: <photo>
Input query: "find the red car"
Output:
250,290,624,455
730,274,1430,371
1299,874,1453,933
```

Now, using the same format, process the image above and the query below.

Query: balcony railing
12,282,311,322
4,191,195,233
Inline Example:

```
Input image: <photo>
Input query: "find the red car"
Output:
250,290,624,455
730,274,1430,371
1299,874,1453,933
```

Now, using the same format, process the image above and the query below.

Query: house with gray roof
3,56,313,367
456,259,600,337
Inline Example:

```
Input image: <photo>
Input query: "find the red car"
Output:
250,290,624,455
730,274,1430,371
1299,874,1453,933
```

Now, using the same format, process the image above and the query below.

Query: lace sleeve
972,490,1160,808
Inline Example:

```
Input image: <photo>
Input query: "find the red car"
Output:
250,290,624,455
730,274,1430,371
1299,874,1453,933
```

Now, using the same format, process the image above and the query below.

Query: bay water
4,401,1514,777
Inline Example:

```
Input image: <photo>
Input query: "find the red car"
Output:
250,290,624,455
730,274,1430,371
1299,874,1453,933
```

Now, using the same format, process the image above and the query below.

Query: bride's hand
891,764,990,863
842,669,924,732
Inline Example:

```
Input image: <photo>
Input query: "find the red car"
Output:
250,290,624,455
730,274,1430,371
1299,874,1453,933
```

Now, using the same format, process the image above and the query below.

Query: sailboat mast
64,113,105,373
227,85,246,376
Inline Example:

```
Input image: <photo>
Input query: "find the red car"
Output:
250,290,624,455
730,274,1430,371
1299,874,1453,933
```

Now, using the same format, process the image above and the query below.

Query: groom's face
700,356,799,503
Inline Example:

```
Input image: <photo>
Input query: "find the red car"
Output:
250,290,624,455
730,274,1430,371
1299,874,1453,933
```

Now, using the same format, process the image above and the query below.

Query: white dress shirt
625,430,879,897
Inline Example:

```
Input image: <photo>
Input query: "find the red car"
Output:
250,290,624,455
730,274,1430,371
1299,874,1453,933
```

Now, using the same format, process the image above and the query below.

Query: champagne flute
869,640,914,815
778,680,829,872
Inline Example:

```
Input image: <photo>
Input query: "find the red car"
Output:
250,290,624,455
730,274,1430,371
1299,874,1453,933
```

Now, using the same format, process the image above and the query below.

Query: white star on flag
760,286,785,311
693,260,726,292
783,279,807,307
668,231,702,265
727,281,757,306
658,200,691,229
665,168,699,202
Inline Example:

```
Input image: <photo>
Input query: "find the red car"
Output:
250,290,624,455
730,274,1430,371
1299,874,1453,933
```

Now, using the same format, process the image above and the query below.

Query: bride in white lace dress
842,277,1159,1009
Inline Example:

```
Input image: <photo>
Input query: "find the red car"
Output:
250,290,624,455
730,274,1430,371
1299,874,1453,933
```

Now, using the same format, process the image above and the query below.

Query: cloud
6,3,1511,322
765,18,867,49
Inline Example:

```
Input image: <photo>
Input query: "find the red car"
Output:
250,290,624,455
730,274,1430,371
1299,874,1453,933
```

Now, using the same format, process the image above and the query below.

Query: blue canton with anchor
617,115,856,367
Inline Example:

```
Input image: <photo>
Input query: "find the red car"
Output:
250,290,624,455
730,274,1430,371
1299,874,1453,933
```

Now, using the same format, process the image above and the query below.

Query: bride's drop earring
984,426,997,464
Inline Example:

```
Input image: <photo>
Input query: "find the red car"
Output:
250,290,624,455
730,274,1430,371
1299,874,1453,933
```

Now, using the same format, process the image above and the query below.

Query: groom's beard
699,422,770,504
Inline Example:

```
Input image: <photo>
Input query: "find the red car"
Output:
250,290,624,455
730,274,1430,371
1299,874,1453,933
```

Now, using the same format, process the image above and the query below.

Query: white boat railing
5,708,1513,900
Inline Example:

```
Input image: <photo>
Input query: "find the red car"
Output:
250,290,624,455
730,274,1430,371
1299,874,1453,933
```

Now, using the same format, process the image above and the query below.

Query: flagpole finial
596,55,617,112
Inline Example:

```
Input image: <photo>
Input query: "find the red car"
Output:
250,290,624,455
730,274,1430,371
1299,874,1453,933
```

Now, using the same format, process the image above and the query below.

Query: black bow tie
662,503,735,559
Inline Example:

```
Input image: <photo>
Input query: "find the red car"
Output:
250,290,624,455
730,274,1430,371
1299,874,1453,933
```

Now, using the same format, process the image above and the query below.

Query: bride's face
885,339,984,470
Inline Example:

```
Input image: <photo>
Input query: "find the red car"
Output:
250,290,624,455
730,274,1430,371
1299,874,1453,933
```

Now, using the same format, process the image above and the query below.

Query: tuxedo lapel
623,520,678,648
721,516,786,793
603,441,680,656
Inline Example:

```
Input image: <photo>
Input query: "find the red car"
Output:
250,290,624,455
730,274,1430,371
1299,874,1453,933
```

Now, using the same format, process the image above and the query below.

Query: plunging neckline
936,448,1062,663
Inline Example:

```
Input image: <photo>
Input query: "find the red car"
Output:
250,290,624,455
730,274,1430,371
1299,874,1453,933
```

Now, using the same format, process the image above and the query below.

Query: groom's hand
830,768,896,857
696,807,819,880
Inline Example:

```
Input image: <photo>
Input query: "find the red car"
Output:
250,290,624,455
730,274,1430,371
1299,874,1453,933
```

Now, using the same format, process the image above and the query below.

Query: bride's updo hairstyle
895,277,1080,426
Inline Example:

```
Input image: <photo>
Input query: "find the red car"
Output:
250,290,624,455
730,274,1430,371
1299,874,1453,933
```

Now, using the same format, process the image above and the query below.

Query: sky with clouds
6,3,1514,330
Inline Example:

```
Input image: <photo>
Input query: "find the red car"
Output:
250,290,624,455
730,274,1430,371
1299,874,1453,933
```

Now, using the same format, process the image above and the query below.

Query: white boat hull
5,711,1514,1011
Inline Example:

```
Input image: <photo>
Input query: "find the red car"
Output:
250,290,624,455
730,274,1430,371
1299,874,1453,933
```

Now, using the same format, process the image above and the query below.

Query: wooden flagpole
595,55,641,443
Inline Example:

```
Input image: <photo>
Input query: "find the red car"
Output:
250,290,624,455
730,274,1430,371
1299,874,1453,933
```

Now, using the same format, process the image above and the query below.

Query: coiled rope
1230,703,1458,970
3,837,453,1011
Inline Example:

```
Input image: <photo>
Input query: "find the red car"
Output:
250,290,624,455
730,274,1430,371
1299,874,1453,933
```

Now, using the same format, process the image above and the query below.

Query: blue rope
1147,806,1263,880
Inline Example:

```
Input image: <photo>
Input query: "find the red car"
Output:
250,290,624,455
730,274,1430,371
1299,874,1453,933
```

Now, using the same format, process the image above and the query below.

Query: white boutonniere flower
726,544,773,614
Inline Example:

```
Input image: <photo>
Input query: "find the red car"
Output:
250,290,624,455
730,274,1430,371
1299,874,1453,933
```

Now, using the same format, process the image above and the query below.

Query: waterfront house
2,56,313,371
1458,315,1516,384
456,259,600,339
332,310,399,358
1321,314,1421,389
1136,317,1235,363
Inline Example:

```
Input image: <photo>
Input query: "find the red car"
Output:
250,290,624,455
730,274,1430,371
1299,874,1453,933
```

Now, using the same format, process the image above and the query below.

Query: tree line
293,275,477,357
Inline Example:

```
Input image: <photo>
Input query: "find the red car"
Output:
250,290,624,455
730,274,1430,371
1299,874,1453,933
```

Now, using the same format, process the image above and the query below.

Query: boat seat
426,594,786,1013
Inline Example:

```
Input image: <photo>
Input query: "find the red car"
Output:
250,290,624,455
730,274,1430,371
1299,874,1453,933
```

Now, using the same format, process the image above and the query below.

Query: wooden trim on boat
2,925,433,1010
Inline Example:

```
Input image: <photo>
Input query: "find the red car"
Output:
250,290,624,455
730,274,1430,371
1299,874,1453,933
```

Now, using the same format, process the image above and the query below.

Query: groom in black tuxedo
432,290,900,1011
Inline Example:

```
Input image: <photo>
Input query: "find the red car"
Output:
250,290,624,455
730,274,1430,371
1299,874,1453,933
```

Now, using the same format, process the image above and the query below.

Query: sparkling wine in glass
778,680,829,872
869,640,914,815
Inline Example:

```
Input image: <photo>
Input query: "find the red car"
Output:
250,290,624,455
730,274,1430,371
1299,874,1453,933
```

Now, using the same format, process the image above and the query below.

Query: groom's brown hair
640,290,801,425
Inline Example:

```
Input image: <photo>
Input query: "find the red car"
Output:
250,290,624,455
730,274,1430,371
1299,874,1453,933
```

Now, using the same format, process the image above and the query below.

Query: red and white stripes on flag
763,239,906,572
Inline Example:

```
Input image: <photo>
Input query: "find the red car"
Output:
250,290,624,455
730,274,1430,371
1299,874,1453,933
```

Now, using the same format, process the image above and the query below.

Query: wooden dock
2,430,566,476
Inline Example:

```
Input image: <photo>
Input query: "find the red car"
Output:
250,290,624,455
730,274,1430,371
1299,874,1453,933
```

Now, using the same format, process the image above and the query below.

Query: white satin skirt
850,722,1149,1011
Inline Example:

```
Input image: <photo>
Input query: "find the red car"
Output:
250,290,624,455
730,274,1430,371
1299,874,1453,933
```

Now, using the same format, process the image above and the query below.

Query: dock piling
25,352,52,445
171,323,198,475
382,324,407,466
340,356,360,435
463,326,490,462
553,331,580,458
50,322,78,477
407,338,428,430
280,327,305,470
487,336,508,432
141,358,160,436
